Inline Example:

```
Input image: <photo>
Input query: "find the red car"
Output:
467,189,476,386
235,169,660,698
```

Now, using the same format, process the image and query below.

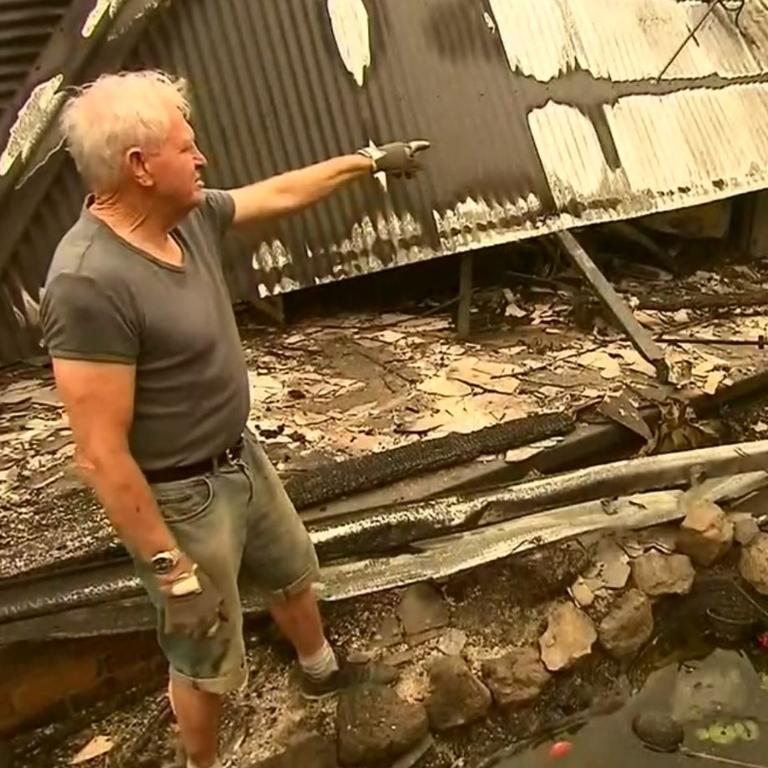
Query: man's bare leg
269,585,398,698
269,585,340,682
169,676,221,768
269,584,327,657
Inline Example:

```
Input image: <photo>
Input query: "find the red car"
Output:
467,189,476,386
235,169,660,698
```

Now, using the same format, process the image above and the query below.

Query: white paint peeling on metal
488,0,575,82
488,0,767,83
327,0,371,87
528,101,630,209
81,0,123,38
606,84,768,195
0,75,65,177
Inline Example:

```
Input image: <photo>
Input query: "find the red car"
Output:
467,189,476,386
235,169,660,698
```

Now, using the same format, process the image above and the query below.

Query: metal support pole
557,231,669,382
457,253,473,339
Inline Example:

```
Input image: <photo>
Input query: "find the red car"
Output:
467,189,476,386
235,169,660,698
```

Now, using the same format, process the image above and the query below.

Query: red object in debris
757,632,768,650
549,741,574,759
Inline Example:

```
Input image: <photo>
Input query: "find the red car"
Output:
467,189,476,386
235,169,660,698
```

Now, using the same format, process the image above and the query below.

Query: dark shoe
299,658,400,701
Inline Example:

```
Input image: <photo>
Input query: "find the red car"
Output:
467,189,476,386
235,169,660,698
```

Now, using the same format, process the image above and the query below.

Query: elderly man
40,70,429,768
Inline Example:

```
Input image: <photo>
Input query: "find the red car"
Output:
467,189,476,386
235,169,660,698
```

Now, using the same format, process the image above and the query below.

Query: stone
481,647,551,708
258,733,338,768
337,684,429,766
677,500,733,566
598,589,654,659
426,656,491,731
632,712,684,753
373,616,403,648
538,603,597,672
594,539,631,589
740,533,768,595
438,628,467,656
397,583,449,637
569,578,595,608
510,541,591,603
632,552,695,596
731,513,760,546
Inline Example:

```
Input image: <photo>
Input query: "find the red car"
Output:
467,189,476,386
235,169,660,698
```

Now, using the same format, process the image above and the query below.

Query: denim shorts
132,432,319,694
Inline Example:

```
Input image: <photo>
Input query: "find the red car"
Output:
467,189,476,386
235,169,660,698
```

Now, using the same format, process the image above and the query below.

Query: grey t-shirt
40,190,250,471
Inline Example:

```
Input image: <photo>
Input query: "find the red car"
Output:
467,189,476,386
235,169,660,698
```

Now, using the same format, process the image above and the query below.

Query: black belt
143,439,244,484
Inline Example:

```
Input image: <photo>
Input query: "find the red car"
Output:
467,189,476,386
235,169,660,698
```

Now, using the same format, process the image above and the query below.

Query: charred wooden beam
640,290,768,312
285,410,574,512
309,441,768,561
556,231,668,381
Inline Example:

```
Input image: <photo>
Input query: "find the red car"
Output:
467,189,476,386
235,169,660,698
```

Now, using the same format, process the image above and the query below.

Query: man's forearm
271,154,373,206
79,449,176,563
230,154,373,225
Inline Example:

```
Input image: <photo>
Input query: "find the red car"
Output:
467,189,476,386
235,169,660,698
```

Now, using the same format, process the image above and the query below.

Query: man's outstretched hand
358,140,431,178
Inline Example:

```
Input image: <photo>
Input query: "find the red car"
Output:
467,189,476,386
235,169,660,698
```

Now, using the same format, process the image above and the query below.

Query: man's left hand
358,140,431,178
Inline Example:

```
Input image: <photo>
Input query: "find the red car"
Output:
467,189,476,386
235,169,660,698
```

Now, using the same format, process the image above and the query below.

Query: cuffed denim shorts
132,431,319,694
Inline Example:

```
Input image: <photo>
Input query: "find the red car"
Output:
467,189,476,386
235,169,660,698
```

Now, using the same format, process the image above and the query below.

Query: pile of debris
7,229,768,764
17,468,768,767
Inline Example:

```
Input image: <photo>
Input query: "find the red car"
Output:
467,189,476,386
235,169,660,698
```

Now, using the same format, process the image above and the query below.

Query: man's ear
126,147,154,188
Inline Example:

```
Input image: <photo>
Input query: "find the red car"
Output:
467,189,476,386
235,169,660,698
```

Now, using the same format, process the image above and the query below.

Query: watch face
152,554,176,575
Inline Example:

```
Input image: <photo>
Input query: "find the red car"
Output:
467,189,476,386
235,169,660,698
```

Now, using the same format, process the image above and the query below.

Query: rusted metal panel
4,0,768,364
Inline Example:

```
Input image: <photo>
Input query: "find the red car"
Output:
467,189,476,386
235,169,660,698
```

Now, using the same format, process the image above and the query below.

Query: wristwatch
150,547,182,576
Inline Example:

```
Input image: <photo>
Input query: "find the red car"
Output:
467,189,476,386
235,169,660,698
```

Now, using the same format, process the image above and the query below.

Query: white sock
299,639,339,680
187,759,222,768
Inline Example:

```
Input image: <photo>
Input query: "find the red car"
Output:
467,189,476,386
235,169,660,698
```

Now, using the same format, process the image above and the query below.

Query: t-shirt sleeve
201,189,236,238
40,272,139,364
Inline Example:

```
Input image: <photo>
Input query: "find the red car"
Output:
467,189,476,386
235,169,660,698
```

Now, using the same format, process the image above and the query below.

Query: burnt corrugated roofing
0,0,70,121
2,0,768,363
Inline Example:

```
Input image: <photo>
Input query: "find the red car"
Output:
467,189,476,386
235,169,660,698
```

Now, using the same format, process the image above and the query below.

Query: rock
438,628,467,656
426,656,491,731
632,552,695,596
632,712,684,752
594,539,631,589
482,647,551,708
598,589,654,659
337,685,429,766
538,603,597,672
739,533,768,595
373,615,403,648
569,578,595,608
258,733,338,768
510,541,591,603
677,500,733,565
731,513,760,546
397,584,449,637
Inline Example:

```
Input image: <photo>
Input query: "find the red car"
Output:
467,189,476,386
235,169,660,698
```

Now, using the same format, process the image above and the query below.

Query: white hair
59,70,191,192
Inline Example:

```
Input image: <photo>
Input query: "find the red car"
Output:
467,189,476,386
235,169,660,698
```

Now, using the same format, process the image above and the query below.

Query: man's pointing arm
228,140,430,227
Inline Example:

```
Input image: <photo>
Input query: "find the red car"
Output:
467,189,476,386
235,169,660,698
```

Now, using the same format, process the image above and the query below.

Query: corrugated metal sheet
4,0,768,363
0,0,71,121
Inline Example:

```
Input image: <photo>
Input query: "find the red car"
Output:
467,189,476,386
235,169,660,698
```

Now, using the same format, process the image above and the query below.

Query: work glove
158,564,227,638
358,140,431,178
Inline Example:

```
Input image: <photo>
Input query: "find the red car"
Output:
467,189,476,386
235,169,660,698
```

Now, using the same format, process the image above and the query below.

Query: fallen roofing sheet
3,471,763,642
3,0,768,362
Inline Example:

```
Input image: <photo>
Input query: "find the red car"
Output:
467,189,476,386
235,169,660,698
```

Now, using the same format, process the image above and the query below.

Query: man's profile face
139,108,208,213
